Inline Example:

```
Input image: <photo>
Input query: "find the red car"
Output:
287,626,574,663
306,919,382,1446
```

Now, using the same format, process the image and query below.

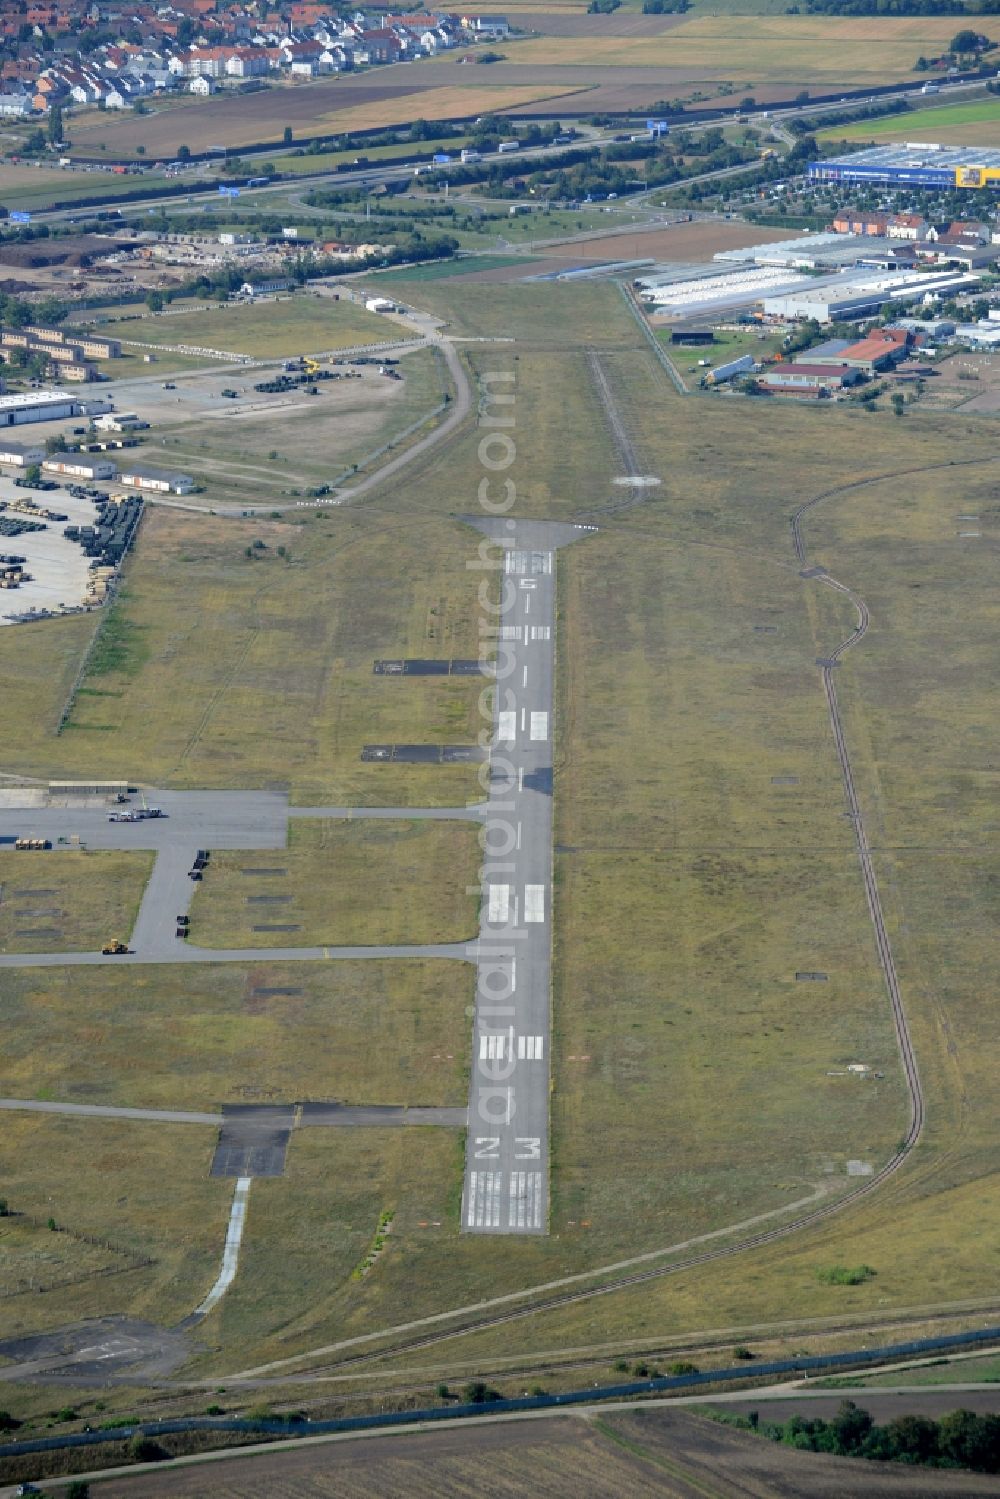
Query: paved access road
0,940,469,969
0,788,289,853
462,518,584,1237
0,790,484,965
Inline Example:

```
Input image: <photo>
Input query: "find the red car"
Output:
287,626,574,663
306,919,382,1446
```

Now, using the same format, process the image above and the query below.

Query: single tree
950,28,982,55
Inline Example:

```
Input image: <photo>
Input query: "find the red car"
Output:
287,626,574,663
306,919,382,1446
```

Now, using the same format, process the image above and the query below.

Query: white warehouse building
0,391,112,427
763,269,981,323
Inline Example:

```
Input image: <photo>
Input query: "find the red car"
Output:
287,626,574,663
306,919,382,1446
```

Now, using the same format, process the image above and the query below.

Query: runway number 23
474,1137,541,1160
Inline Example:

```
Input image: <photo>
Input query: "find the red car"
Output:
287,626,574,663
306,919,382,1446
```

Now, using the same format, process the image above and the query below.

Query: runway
462,517,584,1236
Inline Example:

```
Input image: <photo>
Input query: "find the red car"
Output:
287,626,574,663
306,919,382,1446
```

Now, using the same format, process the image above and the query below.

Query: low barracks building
42,453,117,480
119,464,194,495
0,440,44,466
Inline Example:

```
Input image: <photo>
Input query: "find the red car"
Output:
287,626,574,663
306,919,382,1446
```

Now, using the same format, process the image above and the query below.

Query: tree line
717,1400,1000,1473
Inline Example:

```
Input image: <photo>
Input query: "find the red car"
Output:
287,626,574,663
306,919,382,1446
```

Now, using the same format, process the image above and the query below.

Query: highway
26,73,993,230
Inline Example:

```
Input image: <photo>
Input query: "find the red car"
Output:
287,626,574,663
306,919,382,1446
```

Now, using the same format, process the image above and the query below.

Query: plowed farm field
67,77,588,159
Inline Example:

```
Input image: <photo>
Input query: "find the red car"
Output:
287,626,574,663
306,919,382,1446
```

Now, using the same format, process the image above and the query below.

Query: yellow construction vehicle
303,357,321,377
101,939,130,955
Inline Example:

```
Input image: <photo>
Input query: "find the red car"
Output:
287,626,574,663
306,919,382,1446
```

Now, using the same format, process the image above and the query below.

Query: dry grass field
0,959,472,1110
320,321,1000,1371
160,352,448,505
125,297,409,360
504,15,966,81
0,849,152,954
3,271,1000,1398
0,507,486,806
0,1112,228,1339
190,817,480,948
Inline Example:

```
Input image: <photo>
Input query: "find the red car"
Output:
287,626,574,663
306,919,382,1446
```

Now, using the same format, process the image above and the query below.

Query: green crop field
376,253,542,281
0,162,180,211
189,817,480,949
824,1350,1000,1388
818,96,1000,148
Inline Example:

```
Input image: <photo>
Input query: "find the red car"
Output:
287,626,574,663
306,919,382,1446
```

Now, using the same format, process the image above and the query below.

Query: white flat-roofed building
119,463,194,495
42,453,117,480
0,440,45,466
762,269,981,324
94,412,148,432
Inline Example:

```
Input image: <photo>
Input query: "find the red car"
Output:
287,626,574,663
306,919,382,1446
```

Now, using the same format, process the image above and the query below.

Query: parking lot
0,480,101,625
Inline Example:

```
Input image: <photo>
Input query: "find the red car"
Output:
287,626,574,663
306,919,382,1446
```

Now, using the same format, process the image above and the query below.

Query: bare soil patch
531,220,804,263
84,1406,1000,1496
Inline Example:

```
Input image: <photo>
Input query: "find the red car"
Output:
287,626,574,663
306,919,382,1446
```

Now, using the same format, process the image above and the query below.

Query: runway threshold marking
524,885,546,923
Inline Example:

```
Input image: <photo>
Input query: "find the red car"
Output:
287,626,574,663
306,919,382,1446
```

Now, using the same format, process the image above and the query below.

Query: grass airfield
2,257,1000,1441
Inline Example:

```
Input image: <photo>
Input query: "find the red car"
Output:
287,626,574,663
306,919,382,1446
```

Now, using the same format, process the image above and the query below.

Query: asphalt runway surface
462,517,585,1237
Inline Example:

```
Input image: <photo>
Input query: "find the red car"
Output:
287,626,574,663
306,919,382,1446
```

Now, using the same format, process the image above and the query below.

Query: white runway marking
517,1035,544,1060
522,665,528,687
467,1171,503,1228
518,767,524,791
504,551,528,575
521,708,526,731
487,884,510,923
525,595,532,615
499,625,521,641
516,822,522,850
524,885,546,923
530,711,549,742
531,552,553,575
497,710,516,742
479,1033,507,1061
530,625,551,641
508,1171,544,1229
